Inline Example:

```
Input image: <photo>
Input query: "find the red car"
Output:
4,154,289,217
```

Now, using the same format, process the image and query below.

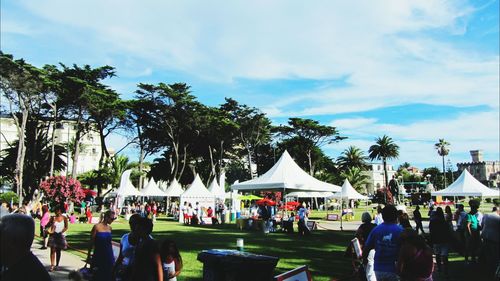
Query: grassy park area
37,218,354,281
34,202,497,281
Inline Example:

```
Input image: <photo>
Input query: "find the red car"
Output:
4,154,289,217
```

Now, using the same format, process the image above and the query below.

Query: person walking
47,205,69,272
297,204,309,236
444,206,454,231
355,212,377,281
374,205,384,225
363,204,403,281
87,210,116,281
429,207,451,275
413,205,425,234
40,204,50,249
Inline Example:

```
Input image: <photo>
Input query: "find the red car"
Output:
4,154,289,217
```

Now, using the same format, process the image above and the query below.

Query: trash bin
236,211,241,219
197,249,279,281
229,212,234,222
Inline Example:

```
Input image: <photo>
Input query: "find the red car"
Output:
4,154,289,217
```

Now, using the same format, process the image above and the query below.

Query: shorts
40,225,48,238
375,271,400,281
433,243,449,256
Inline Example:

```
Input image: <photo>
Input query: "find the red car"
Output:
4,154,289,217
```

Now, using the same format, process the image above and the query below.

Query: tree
48,63,116,178
336,146,369,172
276,118,345,175
434,139,450,189
340,167,370,193
0,120,66,198
220,98,272,178
0,52,51,203
368,135,400,194
39,176,85,206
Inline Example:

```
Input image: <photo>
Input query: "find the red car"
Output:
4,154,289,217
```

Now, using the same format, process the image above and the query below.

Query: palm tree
336,146,369,172
368,135,400,191
434,139,450,189
340,167,370,193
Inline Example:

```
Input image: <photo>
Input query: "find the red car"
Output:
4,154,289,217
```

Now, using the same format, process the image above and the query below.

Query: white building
0,116,105,176
363,163,397,194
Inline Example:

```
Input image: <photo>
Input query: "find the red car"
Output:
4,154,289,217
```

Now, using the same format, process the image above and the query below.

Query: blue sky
1,0,499,169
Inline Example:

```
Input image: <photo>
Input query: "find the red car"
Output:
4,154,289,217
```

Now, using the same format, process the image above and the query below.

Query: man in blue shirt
363,204,403,281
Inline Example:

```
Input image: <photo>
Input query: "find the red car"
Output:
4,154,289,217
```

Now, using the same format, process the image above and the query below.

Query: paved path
32,239,85,281
316,219,430,232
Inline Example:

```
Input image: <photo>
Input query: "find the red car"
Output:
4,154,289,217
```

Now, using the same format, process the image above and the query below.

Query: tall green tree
220,98,272,178
336,146,369,172
0,121,66,198
48,63,116,178
434,139,450,189
0,53,51,202
276,118,345,175
368,135,400,189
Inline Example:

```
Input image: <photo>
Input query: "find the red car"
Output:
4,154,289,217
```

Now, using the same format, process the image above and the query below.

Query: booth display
141,178,167,197
179,174,215,223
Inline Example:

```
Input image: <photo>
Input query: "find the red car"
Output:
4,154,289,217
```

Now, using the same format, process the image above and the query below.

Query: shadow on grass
61,221,355,281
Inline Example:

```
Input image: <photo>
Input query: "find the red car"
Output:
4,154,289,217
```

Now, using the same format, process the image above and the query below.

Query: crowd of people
348,200,499,281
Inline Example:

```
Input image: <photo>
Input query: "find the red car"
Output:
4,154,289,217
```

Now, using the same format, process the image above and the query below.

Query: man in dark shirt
413,205,425,234
0,214,52,281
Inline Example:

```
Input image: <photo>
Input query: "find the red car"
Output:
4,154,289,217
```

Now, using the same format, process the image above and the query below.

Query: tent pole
340,197,343,231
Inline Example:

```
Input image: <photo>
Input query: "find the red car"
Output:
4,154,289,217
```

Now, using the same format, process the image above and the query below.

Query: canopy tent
164,178,184,197
208,179,226,200
231,151,341,193
330,179,369,200
285,191,335,198
179,174,215,222
141,178,167,197
116,169,142,208
432,169,499,197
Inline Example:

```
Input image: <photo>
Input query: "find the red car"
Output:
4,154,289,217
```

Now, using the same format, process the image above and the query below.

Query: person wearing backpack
464,200,481,264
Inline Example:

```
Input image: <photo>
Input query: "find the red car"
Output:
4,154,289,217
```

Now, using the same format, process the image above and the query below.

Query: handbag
78,263,93,280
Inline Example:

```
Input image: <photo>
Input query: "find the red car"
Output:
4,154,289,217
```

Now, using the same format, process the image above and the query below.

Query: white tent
208,179,226,200
330,179,369,200
285,191,335,198
432,169,499,197
179,174,215,222
164,178,184,197
141,178,167,197
231,151,341,193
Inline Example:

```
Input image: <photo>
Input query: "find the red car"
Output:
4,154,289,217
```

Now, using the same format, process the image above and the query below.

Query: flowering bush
39,176,85,206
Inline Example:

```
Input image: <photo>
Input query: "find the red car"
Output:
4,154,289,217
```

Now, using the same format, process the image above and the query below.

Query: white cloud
325,110,499,167
330,118,377,130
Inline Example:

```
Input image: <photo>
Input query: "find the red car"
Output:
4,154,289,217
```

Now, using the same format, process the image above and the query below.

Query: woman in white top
160,240,183,281
47,205,68,271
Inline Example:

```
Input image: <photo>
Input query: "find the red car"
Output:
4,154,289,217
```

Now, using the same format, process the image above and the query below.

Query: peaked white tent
208,179,226,200
432,169,499,197
179,174,215,222
331,179,369,200
164,178,184,197
285,191,335,198
231,151,341,193
141,178,167,197
116,169,142,208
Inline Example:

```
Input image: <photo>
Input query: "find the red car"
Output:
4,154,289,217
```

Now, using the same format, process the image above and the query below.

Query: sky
1,0,499,169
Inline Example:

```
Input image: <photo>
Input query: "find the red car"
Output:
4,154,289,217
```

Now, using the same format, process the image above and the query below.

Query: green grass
37,218,355,281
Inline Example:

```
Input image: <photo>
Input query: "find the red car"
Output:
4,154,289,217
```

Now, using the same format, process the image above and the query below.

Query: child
69,212,76,224
160,240,183,281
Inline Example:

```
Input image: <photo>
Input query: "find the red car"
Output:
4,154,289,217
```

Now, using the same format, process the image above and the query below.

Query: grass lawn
37,218,355,281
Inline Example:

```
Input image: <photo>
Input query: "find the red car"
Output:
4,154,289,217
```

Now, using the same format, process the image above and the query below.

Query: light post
398,175,404,204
